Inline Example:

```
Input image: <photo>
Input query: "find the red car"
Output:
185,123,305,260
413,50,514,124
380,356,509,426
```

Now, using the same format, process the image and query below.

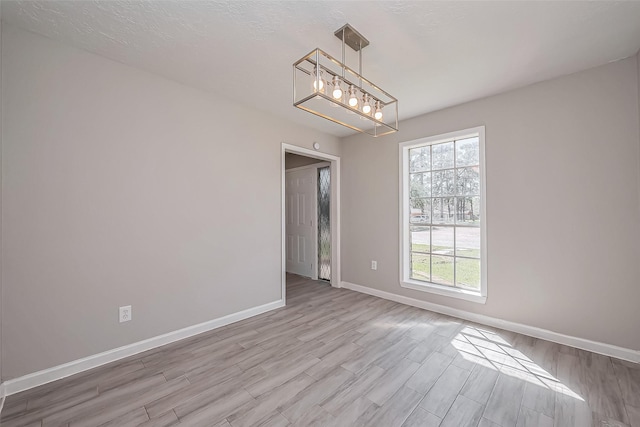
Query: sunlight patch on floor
452,325,584,401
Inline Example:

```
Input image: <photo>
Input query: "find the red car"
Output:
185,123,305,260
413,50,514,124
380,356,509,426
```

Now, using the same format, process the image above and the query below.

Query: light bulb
362,94,371,115
331,76,343,100
348,85,358,107
312,68,325,93
374,101,383,120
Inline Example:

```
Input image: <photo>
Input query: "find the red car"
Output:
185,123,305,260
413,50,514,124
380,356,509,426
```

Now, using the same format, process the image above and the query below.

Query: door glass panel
317,167,331,281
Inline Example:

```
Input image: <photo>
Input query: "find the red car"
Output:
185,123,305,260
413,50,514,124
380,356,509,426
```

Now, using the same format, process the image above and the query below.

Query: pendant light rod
341,27,346,79
336,24,368,81
359,41,363,88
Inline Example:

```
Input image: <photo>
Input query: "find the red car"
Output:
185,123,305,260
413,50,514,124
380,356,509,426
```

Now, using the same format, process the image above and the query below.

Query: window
400,126,486,303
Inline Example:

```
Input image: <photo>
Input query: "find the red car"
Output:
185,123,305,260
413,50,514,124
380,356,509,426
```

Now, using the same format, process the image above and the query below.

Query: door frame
281,143,341,302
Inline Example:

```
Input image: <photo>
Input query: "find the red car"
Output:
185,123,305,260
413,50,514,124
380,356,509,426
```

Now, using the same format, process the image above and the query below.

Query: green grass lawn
411,250,480,289
411,243,480,258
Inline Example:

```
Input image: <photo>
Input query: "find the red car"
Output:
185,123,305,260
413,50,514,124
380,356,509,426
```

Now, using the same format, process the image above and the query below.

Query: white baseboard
0,382,6,415
3,299,285,397
341,281,640,364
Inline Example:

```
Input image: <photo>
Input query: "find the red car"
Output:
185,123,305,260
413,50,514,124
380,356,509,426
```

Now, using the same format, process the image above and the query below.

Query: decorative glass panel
318,167,331,281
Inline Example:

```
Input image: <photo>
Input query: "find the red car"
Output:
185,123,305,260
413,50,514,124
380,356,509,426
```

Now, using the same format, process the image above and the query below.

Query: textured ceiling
3,1,640,137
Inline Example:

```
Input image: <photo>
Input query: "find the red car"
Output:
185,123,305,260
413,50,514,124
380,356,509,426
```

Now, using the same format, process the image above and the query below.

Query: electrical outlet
371,260,377,270
119,305,132,323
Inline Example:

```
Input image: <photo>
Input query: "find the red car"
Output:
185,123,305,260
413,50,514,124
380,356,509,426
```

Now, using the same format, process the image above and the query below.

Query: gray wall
0,2,3,383
1,26,340,379
341,56,640,351
285,153,324,170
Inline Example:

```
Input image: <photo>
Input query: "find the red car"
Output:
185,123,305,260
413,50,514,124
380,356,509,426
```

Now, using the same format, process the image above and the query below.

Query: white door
286,167,316,278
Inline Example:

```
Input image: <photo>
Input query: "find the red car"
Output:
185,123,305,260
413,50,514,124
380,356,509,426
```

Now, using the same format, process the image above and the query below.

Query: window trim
399,126,487,304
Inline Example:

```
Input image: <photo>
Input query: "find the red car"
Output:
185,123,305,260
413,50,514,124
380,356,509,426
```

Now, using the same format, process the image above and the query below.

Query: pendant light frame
293,24,398,137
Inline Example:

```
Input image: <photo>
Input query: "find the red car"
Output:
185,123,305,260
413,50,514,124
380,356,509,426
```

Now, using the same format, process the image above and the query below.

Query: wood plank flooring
2,274,639,427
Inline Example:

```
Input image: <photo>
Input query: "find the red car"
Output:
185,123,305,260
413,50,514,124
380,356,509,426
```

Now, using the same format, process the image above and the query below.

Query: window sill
401,279,487,304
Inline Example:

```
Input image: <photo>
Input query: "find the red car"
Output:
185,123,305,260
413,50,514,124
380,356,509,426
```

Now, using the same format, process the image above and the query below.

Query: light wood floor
2,274,639,427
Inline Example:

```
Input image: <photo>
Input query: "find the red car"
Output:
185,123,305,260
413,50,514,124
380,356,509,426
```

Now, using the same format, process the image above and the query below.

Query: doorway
281,144,341,302
285,163,322,279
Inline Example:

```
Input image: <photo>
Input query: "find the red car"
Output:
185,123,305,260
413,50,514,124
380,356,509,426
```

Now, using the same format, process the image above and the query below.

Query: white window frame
399,126,487,304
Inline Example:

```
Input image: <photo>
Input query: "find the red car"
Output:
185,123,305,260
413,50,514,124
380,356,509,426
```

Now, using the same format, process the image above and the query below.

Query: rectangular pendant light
292,24,398,137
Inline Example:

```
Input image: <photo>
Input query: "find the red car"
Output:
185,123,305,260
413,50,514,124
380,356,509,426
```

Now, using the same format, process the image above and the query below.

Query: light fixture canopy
293,24,398,137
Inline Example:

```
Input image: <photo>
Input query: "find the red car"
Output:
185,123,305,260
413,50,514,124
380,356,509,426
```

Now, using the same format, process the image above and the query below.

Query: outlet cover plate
119,305,132,323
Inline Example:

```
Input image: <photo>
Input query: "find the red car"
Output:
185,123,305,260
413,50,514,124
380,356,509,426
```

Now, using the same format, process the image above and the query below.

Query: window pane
456,258,480,289
410,146,431,172
455,167,480,196
456,227,480,258
432,169,455,196
410,198,431,223
410,172,431,198
411,252,431,282
432,198,455,224
456,137,479,167
456,196,480,225
411,226,430,253
432,255,454,286
432,226,454,255
432,142,454,170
